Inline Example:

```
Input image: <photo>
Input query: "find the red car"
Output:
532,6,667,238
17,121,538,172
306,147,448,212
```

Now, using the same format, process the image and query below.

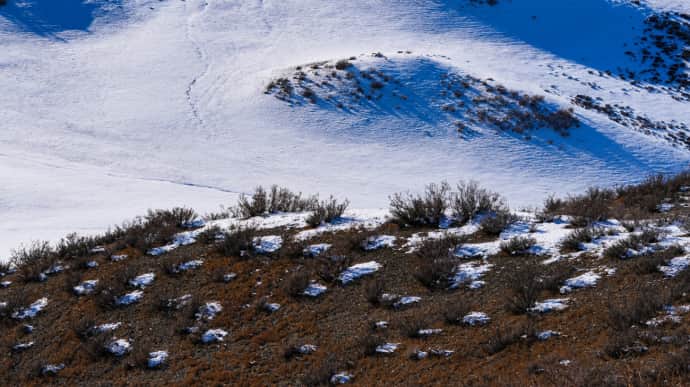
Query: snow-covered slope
1,0,689,257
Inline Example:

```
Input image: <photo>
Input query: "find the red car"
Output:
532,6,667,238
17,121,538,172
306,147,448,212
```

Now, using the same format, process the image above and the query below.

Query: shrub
360,334,387,356
399,316,429,338
559,227,601,253
415,257,456,290
479,208,516,236
284,271,310,298
55,233,97,260
505,263,542,314
389,182,450,226
485,323,529,355
607,284,668,332
146,207,198,228
235,185,318,219
451,181,504,223
302,355,339,386
443,299,471,325
236,187,268,218
11,241,55,283
305,196,349,227
364,278,386,306
603,228,661,259
316,256,352,283
195,225,222,244
415,234,464,261
335,59,351,70
499,236,536,256
218,225,256,258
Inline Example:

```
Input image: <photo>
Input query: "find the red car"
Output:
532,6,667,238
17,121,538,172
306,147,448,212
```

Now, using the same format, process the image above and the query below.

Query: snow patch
339,261,381,284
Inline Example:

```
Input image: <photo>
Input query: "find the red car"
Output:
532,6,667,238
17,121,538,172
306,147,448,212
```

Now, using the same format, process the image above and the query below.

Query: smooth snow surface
339,261,381,284
2,0,690,257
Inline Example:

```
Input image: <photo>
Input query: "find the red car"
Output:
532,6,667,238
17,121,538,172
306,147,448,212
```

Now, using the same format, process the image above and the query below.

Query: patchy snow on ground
463,312,491,326
450,262,493,289
129,273,155,288
12,297,48,319
147,351,169,368
363,235,396,251
339,261,381,284
537,330,561,340
298,344,318,355
116,290,143,306
253,235,283,254
660,256,690,277
560,271,602,294
393,296,421,309
95,322,122,333
303,243,331,257
530,298,571,313
174,259,204,272
110,254,127,262
375,343,400,354
107,339,131,357
196,302,222,321
330,372,354,384
201,329,228,343
73,280,99,296
303,282,327,297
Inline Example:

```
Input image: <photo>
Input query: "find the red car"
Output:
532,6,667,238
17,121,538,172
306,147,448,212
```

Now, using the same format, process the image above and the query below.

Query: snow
463,312,491,326
129,273,155,288
253,235,283,254
339,261,381,284
148,351,169,368
393,296,421,309
0,281,11,288
298,344,318,354
13,297,48,319
95,322,122,333
202,329,228,343
375,321,389,329
73,280,99,296
263,303,281,313
86,260,99,268
363,235,396,251
223,273,237,283
41,364,65,376
175,259,204,272
330,372,354,384
1,0,690,257
450,262,493,289
110,255,127,262
303,243,331,257
303,282,327,297
116,290,143,306
659,256,690,277
537,330,561,340
417,328,443,337
196,302,222,321
530,298,570,313
560,271,601,294
12,342,34,351
375,343,400,354
106,339,131,357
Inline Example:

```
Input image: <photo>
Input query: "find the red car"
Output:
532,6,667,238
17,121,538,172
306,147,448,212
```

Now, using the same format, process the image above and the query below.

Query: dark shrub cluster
11,241,55,283
499,236,536,256
451,180,505,223
603,229,661,259
505,262,543,314
305,196,349,227
236,185,318,219
479,208,516,236
389,182,450,226
218,225,257,258
559,227,603,253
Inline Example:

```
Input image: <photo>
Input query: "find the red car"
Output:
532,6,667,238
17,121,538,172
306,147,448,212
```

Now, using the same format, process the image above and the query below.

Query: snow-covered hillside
1,0,689,257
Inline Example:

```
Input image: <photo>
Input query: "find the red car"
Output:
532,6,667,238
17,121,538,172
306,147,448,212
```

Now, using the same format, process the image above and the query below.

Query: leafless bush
603,228,661,259
505,263,542,314
479,208,516,236
196,225,222,244
335,59,351,70
499,236,536,256
559,227,602,253
316,256,352,284
389,182,450,226
415,234,464,261
302,355,339,386
55,233,97,260
443,299,471,325
11,241,55,283
284,271,310,298
415,257,456,290
218,225,256,258
360,334,387,356
235,185,319,219
452,181,505,224
306,196,349,227
364,278,386,306
485,323,531,355
399,316,430,338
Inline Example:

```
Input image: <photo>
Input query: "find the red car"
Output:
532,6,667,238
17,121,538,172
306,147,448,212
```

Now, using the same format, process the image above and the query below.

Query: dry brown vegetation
0,175,689,385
